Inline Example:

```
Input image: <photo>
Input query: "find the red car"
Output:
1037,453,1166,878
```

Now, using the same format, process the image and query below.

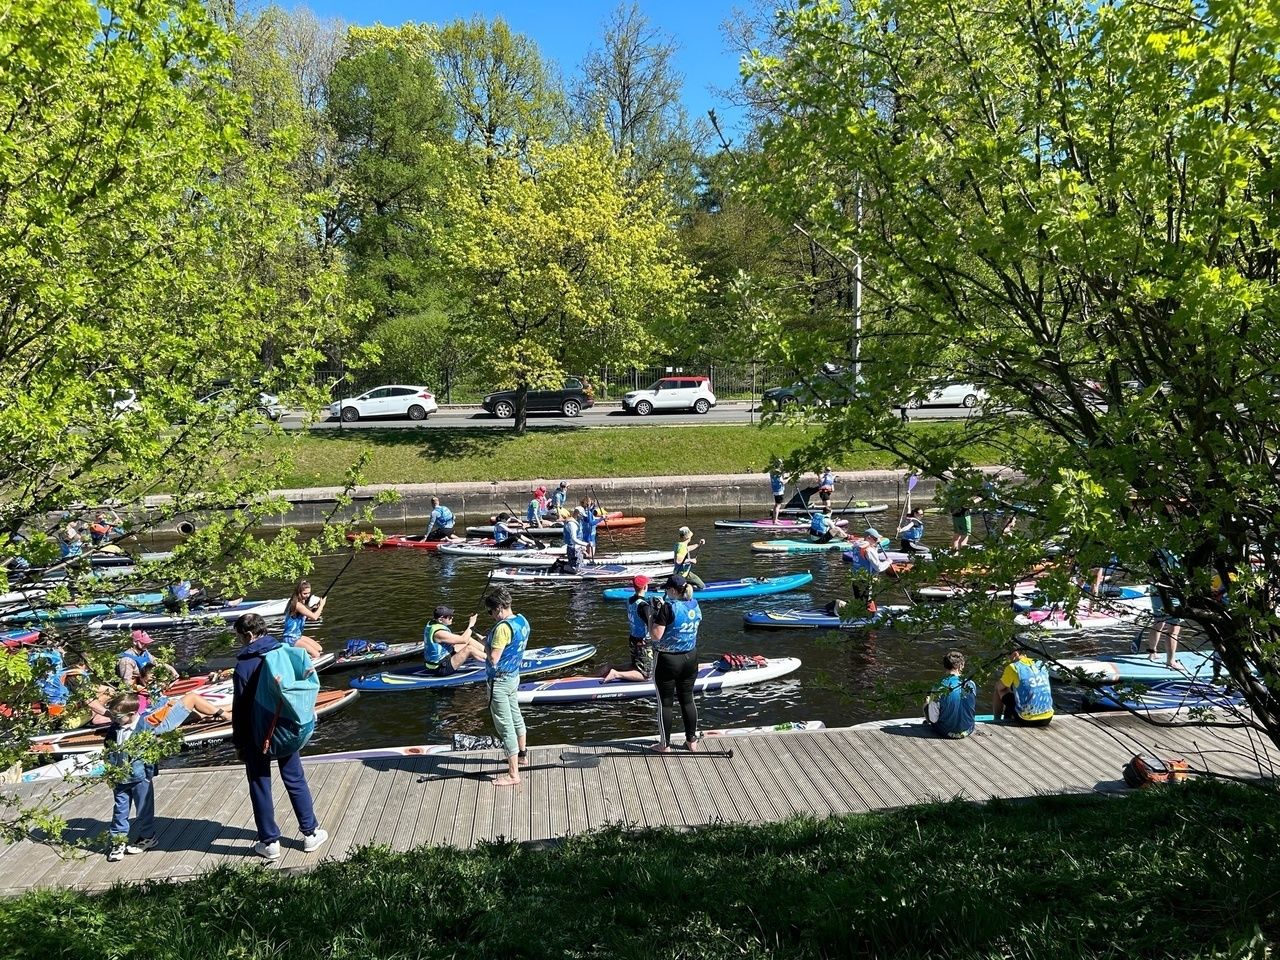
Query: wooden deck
3,713,1276,895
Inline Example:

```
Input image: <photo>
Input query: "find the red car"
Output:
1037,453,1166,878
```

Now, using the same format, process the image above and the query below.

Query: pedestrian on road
648,575,703,752
231,612,327,860
483,587,530,786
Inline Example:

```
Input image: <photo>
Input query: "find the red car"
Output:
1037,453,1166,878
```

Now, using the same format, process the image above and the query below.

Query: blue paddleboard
350,643,597,691
601,571,814,601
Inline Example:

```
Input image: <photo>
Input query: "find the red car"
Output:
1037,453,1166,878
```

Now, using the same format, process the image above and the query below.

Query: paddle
896,473,921,543
589,485,620,551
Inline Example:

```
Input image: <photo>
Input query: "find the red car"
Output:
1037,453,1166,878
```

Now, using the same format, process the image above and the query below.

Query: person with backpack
231,612,327,860
924,651,977,738
992,644,1055,727
648,574,703,752
483,588,530,787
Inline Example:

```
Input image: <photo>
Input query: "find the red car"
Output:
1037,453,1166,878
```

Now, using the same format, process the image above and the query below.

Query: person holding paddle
768,460,787,524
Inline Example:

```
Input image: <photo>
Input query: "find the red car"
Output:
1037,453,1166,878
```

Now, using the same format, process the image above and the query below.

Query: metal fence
316,361,795,404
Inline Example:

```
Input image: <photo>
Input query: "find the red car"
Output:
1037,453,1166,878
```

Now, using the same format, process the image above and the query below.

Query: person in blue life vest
768,461,787,524
992,644,1055,726
492,513,538,550
648,574,703,752
846,528,898,613
423,496,461,542
483,588,531,787
549,481,570,515
672,526,706,589
925,651,977,738
422,605,485,676
809,506,849,544
162,578,207,613
600,575,655,683
281,579,325,658
29,641,74,718
231,612,327,861
59,520,84,559
116,630,158,687
551,506,588,574
896,508,927,553
578,497,606,559
817,466,836,507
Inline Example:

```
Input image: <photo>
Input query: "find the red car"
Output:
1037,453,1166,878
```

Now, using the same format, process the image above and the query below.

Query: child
672,526,706,589
897,508,927,553
925,651,977,739
282,579,326,658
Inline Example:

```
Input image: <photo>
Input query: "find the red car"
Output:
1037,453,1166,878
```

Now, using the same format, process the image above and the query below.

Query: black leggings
654,649,699,745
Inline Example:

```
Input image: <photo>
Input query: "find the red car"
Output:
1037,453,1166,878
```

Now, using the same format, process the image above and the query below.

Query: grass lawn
1,782,1275,959
267,423,997,487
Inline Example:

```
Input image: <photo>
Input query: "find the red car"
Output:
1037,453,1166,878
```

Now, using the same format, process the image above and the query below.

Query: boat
1,592,165,625
88,597,290,631
742,605,914,630
778,504,889,515
350,643,598,692
320,641,423,672
516,656,802,704
437,541,562,559
501,549,674,568
600,571,815,601
489,563,673,584
714,518,848,531
31,688,359,755
465,516,646,537
1090,680,1246,712
1052,651,1220,683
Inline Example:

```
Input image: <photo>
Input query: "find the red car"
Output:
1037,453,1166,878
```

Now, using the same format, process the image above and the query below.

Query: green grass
1,782,1275,959
267,423,993,487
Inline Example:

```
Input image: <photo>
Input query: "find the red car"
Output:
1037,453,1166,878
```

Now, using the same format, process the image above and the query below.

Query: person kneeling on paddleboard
550,507,588,574
493,513,538,550
897,508,928,553
809,507,848,544
423,605,485,676
600,576,655,684
648,575,702,753
424,497,460,542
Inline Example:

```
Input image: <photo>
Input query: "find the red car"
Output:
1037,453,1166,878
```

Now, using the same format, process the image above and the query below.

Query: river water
128,508,1141,764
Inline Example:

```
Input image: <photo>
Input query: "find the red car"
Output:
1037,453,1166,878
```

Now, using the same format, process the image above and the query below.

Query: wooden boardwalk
3,713,1276,895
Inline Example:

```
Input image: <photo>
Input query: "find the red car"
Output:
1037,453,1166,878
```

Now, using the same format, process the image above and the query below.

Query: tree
427,136,699,433
744,0,1280,747
0,0,367,833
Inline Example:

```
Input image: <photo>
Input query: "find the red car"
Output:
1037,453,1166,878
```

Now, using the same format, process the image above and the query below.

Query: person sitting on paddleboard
422,605,485,676
808,507,848,544
162,579,207,613
648,574,702,752
525,488,549,528
89,510,126,548
423,497,460,542
116,630,159,687
493,513,538,550
672,526,706,589
768,460,787,524
896,508,927,553
550,481,569,514
817,466,836,507
925,651,976,739
601,575,656,684
282,579,325,658
847,528,897,613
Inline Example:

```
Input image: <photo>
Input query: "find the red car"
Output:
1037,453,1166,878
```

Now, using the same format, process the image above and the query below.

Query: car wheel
781,395,798,407
962,393,978,408
634,400,653,416
561,399,581,417
408,404,427,421
340,406,359,422
693,398,710,414
494,400,515,419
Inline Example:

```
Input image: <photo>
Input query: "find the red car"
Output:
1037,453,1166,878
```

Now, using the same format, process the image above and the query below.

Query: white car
330,385,438,422
913,382,987,408
622,376,717,416
198,388,283,421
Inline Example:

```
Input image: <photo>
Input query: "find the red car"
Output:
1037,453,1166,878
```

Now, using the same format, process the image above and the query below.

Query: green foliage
743,0,1280,746
1,782,1277,958
365,309,459,391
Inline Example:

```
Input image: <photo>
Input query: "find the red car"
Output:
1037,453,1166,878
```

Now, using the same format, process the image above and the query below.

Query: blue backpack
253,645,320,757
342,638,388,658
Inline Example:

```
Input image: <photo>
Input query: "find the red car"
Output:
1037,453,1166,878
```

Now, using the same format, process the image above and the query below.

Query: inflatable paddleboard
517,656,802,704
714,518,848,531
490,563,672,583
600,572,814,601
779,504,888,515
437,541,562,559
1091,680,1246,712
89,597,290,631
1014,606,1147,632
346,532,454,551
502,549,674,568
742,605,914,630
1,628,41,650
466,517,646,538
1052,651,1220,683
751,539,848,554
350,643,598,692
2,592,166,624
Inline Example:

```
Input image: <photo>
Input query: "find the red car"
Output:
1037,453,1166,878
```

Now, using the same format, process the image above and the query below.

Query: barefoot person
649,575,703,752
483,588,530,787
282,579,325,658
600,575,655,683
422,605,485,675
768,460,787,524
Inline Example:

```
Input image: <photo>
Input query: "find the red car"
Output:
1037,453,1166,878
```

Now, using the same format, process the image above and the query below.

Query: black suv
482,377,596,418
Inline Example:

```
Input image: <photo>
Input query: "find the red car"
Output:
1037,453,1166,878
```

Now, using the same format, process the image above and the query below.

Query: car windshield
645,380,665,391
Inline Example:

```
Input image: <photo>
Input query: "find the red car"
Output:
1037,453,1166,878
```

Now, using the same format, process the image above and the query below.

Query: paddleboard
466,517,646,537
714,518,848,531
350,643,598,692
490,563,672,583
1052,651,1220,683
502,549,674,568
89,597,290,631
2,629,41,650
489,511,622,523
321,641,423,672
517,656,802,704
915,581,1042,601
437,541,563,559
2,592,166,624
779,504,889,515
752,539,848,554
1091,680,1246,712
601,571,814,601
742,605,914,630
345,533,452,551
1014,606,1147,632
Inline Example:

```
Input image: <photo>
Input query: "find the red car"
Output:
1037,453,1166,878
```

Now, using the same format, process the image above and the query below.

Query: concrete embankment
144,468,1012,532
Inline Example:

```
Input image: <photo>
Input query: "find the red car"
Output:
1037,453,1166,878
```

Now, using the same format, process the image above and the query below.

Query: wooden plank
573,744,608,831
643,746,697,826
789,731,874,815
326,760,392,859
757,734,837,818
545,745,571,839
448,758,486,848
185,765,262,875
427,758,467,846
363,761,418,850
776,732,865,817
274,762,346,870
607,745,652,828
113,770,218,885
558,746,591,837
814,733,901,809
728,737,803,820
838,732,923,807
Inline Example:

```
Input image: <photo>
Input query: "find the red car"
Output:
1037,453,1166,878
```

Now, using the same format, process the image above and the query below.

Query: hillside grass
1,782,1275,959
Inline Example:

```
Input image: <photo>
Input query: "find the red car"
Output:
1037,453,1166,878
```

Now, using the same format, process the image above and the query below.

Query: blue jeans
110,777,155,841
243,750,317,843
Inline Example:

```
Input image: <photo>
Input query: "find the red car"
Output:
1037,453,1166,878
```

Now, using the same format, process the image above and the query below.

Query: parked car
330,385,438,422
622,376,716,416
911,382,988,408
482,377,595,418
198,387,283,421
762,370,862,409
106,389,139,416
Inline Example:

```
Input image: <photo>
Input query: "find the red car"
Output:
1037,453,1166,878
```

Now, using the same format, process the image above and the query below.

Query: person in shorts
601,575,655,683
422,605,485,676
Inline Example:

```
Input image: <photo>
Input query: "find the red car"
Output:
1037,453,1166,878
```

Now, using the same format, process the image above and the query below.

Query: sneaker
107,845,125,862
253,840,281,861
125,837,157,855
302,828,328,853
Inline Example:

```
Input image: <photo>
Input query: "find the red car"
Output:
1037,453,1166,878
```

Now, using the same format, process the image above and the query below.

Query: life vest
29,649,69,704
770,473,785,496
819,471,834,490
928,675,977,737
282,606,306,643
673,541,693,574
486,614,530,679
551,491,567,510
431,505,454,527
59,537,82,558
89,521,115,545
526,499,541,523
116,648,154,676
901,519,924,542
850,543,891,573
626,595,650,639
655,599,701,653
493,522,513,545
809,513,830,535
167,581,193,602
563,518,583,549
423,621,451,666
1011,658,1054,718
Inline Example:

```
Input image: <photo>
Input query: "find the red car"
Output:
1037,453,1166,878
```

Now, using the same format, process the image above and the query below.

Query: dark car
482,377,595,418
762,369,863,409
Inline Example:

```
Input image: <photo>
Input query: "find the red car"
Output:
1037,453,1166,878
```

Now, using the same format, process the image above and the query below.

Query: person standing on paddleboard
648,574,703,752
768,460,787,524
672,526,706,589
483,588,530,786
817,466,836,508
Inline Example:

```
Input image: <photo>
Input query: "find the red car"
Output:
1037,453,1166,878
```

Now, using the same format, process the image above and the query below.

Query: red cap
633,575,650,589
131,630,154,646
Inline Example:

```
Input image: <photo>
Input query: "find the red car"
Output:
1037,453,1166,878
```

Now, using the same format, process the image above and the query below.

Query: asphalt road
283,403,975,431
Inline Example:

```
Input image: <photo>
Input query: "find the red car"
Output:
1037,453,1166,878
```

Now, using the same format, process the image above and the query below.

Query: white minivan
622,375,717,416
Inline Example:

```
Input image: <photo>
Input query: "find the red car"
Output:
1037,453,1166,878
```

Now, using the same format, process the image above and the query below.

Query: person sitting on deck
925,651,977,738
422,605,485,676
993,645,1055,727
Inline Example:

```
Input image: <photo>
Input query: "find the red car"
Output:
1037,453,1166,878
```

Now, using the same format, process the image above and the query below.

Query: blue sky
296,0,750,134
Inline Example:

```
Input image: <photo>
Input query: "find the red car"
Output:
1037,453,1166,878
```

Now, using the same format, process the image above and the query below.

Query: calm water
123,509,1140,763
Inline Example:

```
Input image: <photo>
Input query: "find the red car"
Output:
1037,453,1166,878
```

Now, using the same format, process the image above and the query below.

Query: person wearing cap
600,575,655,683
846,528,896,613
808,506,849,544
672,526,707,589
525,488,550,527
422,605,484,676
116,631,158,686
648,574,703,751
483,587,531,786
896,508,927,553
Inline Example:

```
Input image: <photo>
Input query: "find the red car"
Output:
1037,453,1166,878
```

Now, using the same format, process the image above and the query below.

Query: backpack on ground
254,645,320,757
1123,754,1190,788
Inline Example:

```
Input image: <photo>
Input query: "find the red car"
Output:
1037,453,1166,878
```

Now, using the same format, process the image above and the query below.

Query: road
282,403,974,430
